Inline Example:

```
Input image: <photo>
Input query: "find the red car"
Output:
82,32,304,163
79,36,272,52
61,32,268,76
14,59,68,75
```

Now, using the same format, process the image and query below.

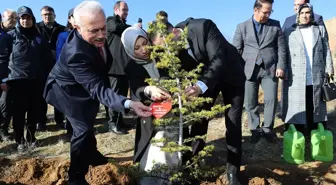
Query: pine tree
135,16,230,184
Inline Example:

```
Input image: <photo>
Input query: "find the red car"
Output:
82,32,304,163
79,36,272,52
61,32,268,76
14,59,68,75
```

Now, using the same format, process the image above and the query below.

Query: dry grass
0,57,335,184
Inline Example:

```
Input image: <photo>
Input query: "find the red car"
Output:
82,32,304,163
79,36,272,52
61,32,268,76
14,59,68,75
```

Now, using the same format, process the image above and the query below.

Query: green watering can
311,123,334,162
283,124,305,164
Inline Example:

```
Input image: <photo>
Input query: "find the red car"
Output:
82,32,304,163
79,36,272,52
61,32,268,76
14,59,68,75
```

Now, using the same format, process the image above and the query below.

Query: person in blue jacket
55,8,75,136
2,6,52,152
56,8,75,61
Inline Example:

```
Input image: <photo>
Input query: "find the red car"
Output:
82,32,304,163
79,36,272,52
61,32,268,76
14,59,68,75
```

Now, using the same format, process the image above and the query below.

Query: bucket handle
289,124,298,140
318,123,325,134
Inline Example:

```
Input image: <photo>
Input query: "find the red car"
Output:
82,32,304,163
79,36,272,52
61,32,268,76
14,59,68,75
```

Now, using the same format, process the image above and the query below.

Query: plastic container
283,124,305,164
311,123,334,162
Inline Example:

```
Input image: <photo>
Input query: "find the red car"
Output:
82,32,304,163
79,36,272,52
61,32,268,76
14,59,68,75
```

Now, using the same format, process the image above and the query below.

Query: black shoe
227,173,241,185
250,129,261,144
91,151,108,166
263,132,277,143
36,123,47,131
109,126,128,135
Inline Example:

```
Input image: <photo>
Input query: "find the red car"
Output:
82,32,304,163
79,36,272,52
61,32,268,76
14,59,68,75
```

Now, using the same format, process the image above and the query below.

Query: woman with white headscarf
121,26,179,185
282,3,334,134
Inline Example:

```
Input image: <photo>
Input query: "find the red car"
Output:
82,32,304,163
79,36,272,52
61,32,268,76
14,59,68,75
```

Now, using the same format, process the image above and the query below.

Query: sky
1,0,335,42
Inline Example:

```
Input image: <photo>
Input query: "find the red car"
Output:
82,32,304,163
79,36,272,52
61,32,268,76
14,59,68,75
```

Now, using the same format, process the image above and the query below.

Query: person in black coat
105,1,131,134
43,2,151,185
149,18,246,185
0,23,12,141
0,9,17,142
1,6,53,151
121,26,179,184
36,5,67,131
121,26,171,163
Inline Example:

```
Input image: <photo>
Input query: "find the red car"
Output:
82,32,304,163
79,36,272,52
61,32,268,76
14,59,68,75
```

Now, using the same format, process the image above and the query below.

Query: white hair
2,9,17,18
73,0,105,27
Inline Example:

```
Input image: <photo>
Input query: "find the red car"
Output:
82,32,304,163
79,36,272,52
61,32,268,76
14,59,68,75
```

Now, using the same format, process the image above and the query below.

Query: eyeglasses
259,9,274,16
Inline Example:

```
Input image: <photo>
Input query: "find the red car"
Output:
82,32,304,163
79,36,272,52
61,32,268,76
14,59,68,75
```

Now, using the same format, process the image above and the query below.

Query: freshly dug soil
1,157,335,185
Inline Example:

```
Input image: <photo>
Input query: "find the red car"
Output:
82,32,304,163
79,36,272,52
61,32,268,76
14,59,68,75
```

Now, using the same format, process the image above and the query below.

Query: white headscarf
121,26,160,79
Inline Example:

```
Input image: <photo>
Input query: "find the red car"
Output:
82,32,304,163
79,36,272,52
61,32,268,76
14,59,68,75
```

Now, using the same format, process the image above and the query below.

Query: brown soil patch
0,157,131,185
1,156,336,185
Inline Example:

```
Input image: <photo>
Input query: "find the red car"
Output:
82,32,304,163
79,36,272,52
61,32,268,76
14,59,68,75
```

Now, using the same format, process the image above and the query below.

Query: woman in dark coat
2,6,52,151
121,26,179,185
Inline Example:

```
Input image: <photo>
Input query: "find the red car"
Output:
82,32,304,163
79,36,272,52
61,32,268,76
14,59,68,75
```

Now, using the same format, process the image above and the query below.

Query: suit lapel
187,28,203,62
292,27,305,49
259,22,270,46
247,18,259,47
312,26,320,48
105,44,112,69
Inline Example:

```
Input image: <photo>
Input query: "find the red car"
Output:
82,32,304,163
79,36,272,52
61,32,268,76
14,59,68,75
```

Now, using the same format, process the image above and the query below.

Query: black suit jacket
106,15,131,76
44,30,127,122
282,13,325,31
175,18,246,90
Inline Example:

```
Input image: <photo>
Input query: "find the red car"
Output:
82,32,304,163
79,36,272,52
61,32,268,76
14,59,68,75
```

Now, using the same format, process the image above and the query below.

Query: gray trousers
245,65,278,133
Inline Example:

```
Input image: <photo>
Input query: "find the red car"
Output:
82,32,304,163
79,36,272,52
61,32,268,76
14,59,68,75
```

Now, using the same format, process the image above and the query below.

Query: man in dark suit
233,0,286,144
43,2,151,185
282,0,326,31
149,18,246,185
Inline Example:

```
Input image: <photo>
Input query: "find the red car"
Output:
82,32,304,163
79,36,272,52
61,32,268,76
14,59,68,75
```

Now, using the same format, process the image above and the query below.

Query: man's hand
185,85,202,97
276,69,284,78
129,101,152,118
144,86,171,101
1,83,9,92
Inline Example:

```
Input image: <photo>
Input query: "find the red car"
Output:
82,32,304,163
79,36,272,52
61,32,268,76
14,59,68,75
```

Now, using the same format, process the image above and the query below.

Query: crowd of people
0,0,334,185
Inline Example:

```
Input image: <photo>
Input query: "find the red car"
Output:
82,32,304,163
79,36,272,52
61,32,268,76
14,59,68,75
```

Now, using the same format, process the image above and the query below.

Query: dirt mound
1,156,335,185
87,163,130,185
0,157,130,185
0,157,69,185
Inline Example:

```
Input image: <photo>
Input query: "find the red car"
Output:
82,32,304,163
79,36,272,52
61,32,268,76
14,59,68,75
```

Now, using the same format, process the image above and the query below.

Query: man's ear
74,24,81,33
172,28,181,37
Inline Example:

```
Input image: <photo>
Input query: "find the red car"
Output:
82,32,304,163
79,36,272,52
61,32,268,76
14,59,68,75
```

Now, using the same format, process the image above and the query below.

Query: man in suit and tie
233,0,286,143
149,18,246,185
43,1,151,184
282,0,326,32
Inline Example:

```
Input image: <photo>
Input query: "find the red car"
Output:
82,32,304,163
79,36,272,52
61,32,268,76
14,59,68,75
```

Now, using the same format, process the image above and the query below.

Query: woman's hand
144,86,171,101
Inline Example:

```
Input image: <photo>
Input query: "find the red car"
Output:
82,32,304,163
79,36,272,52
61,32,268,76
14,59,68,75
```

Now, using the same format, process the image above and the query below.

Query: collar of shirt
252,17,261,27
